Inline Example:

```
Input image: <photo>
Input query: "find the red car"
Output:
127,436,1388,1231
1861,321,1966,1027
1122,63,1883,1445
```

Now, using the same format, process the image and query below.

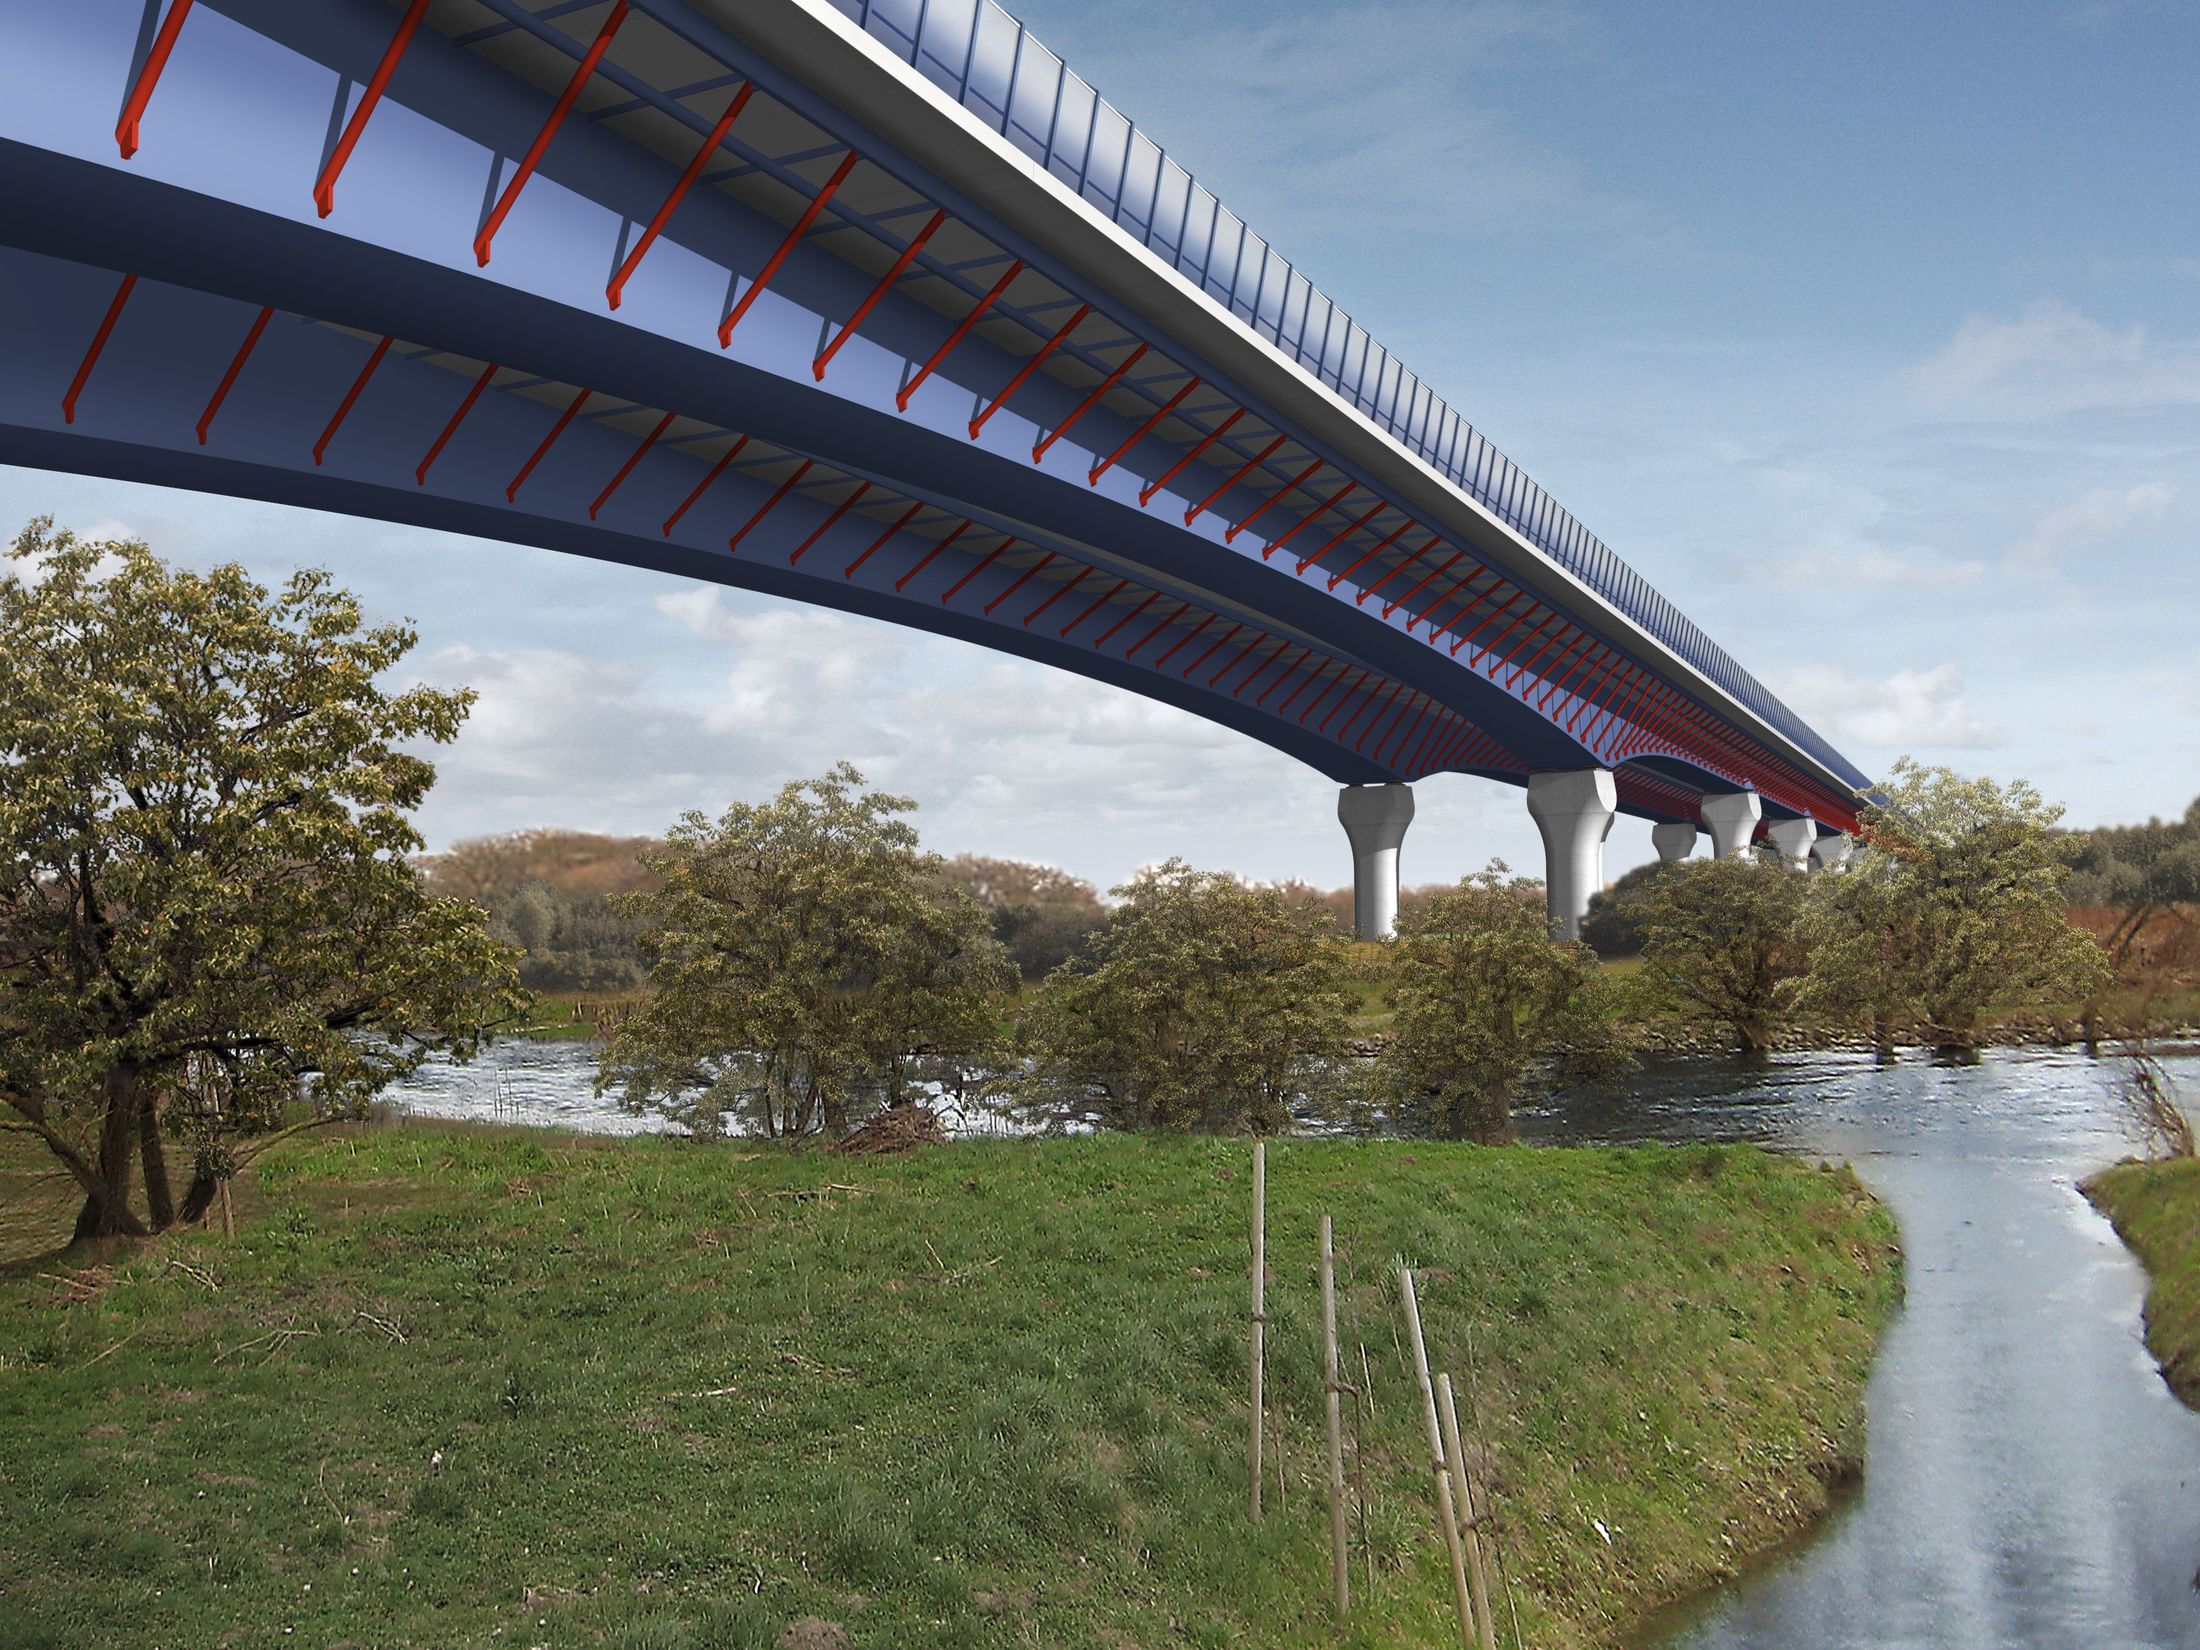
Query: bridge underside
0,0,1867,836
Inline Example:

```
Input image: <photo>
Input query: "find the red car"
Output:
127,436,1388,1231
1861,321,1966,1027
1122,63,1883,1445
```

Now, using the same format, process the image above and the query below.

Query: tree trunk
139,1094,176,1230
179,1169,220,1225
71,1068,149,1241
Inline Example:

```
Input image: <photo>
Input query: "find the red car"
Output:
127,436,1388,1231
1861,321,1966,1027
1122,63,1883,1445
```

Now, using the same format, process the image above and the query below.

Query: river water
384,1040,2200,1646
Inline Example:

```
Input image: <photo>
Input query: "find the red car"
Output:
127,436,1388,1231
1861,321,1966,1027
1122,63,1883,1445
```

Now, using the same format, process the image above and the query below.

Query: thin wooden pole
1438,1373,1497,1650
1248,1139,1267,1520
1399,1265,1476,1647
1320,1214,1350,1615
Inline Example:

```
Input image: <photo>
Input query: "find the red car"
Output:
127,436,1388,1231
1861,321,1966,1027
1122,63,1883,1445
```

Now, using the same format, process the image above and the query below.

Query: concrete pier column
1766,817,1816,871
1810,832,1853,873
1698,790,1763,860
1651,820,1698,863
1338,783,1415,941
1526,769,1617,942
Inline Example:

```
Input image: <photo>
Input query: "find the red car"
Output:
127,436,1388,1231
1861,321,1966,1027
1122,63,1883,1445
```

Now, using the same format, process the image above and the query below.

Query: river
383,1040,2200,1646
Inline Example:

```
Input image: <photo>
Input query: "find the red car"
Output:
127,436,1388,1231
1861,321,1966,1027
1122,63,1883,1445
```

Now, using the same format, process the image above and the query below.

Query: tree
1012,860,1352,1133
1579,860,1678,959
2064,798,2200,976
1373,866,1627,1142
938,853,1108,980
485,879,648,993
1638,858,1811,1057
1799,759,2109,1054
0,521,521,1239
599,766,1012,1139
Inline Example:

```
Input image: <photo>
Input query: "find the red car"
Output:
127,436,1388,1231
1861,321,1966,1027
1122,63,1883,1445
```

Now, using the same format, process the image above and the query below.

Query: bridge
0,0,1872,938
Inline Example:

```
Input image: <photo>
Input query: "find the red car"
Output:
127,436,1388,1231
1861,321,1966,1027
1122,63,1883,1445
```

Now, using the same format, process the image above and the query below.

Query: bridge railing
824,0,1862,791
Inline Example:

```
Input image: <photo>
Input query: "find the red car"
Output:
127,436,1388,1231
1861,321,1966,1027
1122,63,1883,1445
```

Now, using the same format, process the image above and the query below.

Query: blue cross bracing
0,0,1872,834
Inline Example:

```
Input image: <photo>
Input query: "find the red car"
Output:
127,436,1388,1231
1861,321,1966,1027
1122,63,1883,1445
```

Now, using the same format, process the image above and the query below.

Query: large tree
1013,860,1352,1133
599,765,1012,1138
0,521,521,1239
1639,857,1812,1057
1799,759,2108,1053
1374,866,1627,1141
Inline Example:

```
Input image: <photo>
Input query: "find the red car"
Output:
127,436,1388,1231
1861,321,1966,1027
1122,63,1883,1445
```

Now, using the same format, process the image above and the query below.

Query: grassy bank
2086,1157,2200,1407
0,1127,1896,1650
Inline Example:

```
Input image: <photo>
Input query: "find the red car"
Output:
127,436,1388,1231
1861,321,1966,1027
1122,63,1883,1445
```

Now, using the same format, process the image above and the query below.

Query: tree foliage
1012,860,1351,1133
599,765,1012,1138
1373,866,1626,1142
1639,858,1812,1056
2063,797,2200,974
1799,759,2108,1051
1579,860,1677,959
484,880,648,993
937,853,1107,981
0,521,521,1238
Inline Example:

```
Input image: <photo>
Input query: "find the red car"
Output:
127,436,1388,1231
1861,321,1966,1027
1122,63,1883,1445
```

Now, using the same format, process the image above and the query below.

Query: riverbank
2085,1157,2200,1408
0,1126,1896,1650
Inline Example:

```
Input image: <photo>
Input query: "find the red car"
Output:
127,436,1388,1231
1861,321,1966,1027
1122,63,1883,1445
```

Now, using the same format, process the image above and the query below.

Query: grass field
2086,1156,2200,1409
0,1126,1897,1650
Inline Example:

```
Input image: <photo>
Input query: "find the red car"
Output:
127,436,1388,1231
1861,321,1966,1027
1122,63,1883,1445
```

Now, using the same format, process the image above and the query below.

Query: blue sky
7,0,2195,892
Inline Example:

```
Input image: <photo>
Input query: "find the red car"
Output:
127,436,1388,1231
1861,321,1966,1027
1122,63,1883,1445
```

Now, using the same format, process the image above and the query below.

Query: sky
6,0,2196,894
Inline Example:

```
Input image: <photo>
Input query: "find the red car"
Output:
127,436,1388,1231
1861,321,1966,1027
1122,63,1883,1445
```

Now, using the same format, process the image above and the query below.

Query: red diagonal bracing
415,361,499,485
313,334,394,465
663,435,748,535
720,150,862,343
1209,631,1271,690
1090,377,1197,483
115,0,193,159
1138,410,1246,507
475,1,631,266
1327,518,1419,592
1226,460,1325,544
589,410,676,519
194,305,275,445
728,459,814,550
892,519,975,590
1022,566,1088,627
1179,622,1243,681
1263,479,1356,563
971,305,1090,438
844,500,925,578
984,553,1056,616
1093,592,1160,648
787,482,873,565
1032,345,1148,462
315,0,433,218
899,260,1024,410
1294,500,1389,576
815,209,948,380
1185,435,1286,526
1249,646,1310,705
1153,612,1217,668
1124,600,1190,658
608,83,754,308
1399,555,1471,629
506,386,591,500
63,274,138,424
1059,577,1128,639
940,536,1013,603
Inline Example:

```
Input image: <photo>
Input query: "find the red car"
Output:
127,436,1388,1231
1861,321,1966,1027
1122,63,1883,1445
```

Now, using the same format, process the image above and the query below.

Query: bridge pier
1699,791,1764,860
1651,820,1698,863
1338,783,1415,941
1527,769,1617,942
1810,832,1854,873
1765,818,1817,871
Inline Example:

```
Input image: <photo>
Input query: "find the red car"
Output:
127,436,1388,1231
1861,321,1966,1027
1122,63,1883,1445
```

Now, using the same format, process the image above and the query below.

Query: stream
382,1040,2200,1645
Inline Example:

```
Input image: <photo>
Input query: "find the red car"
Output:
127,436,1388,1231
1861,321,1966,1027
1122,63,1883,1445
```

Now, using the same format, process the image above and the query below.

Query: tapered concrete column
1651,820,1698,863
1765,818,1816,871
1338,783,1415,941
1810,832,1853,873
1698,790,1763,860
1526,769,1617,941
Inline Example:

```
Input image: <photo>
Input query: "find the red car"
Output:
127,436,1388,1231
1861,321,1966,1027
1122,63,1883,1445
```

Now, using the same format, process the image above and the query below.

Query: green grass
0,1126,1897,1650
2086,1156,2200,1407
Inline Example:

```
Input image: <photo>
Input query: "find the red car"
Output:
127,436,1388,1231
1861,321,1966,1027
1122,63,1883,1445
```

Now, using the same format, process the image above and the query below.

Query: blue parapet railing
826,0,1863,790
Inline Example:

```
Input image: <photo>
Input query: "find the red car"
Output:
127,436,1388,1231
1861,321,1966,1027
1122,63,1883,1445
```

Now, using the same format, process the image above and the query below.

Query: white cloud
1760,547,1985,589
2009,482,2173,571
1904,300,2200,418
1763,662,2002,752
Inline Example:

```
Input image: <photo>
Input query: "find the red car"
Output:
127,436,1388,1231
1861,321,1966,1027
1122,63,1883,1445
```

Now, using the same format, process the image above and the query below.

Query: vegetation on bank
0,1125,1898,1650
2086,1155,2200,1409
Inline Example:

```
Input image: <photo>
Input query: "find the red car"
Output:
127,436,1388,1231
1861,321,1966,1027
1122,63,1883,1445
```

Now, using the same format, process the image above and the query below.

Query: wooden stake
1248,1139,1266,1521
1320,1214,1350,1615
1438,1372,1497,1650
1399,1265,1476,1647
219,1179,234,1240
